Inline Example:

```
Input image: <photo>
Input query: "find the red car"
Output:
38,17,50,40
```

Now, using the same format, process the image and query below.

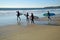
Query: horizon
0,0,60,8
0,6,60,8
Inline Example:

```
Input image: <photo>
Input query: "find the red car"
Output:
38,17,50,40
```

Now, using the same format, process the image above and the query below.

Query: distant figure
16,11,21,21
47,11,51,21
31,13,34,23
26,12,29,20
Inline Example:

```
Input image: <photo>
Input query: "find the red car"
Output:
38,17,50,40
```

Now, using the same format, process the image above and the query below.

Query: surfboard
43,13,55,16
20,13,23,15
29,16,39,19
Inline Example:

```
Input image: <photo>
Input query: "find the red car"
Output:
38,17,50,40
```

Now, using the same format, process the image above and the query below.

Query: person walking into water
31,13,34,23
47,11,51,21
16,11,21,21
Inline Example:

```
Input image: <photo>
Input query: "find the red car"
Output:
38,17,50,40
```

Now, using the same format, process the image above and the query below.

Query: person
16,11,21,21
31,13,34,23
26,12,29,20
47,11,51,21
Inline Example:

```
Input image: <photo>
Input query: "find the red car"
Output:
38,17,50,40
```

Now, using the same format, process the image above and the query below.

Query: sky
0,0,60,8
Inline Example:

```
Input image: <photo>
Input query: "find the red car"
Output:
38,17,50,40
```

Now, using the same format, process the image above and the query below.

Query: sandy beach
0,23,60,40
0,10,60,40
0,0,60,40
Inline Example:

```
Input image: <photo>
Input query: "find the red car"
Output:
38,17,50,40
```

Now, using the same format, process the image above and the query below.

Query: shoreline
0,16,60,27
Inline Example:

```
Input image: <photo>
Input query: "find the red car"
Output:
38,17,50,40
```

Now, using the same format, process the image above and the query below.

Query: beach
0,0,60,40
0,16,60,40
0,9,60,40
0,24,60,40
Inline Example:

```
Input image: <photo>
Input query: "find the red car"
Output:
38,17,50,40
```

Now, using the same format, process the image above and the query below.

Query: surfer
26,12,29,20
31,13,34,23
47,11,51,21
16,11,21,21
26,12,29,23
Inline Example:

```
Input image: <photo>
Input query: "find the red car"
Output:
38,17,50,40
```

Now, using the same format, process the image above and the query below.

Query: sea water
0,9,60,26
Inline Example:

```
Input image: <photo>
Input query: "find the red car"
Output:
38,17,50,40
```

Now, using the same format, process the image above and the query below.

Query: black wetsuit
26,13,29,20
31,14,34,23
48,11,51,20
17,11,20,17
16,11,21,21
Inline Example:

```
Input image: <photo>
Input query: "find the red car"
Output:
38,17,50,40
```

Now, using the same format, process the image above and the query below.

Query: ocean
0,8,60,26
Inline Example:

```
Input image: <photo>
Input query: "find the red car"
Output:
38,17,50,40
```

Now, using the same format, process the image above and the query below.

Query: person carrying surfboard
31,13,34,23
47,11,51,21
26,12,29,20
16,11,21,21
43,11,55,21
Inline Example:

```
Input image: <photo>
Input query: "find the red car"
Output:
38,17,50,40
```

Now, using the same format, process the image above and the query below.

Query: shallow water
0,9,60,26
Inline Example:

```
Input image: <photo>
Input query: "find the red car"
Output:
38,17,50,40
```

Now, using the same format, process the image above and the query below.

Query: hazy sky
0,0,60,8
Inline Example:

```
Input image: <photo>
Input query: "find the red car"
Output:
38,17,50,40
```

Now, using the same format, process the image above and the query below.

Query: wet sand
35,17,60,25
0,24,60,40
0,15,60,40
